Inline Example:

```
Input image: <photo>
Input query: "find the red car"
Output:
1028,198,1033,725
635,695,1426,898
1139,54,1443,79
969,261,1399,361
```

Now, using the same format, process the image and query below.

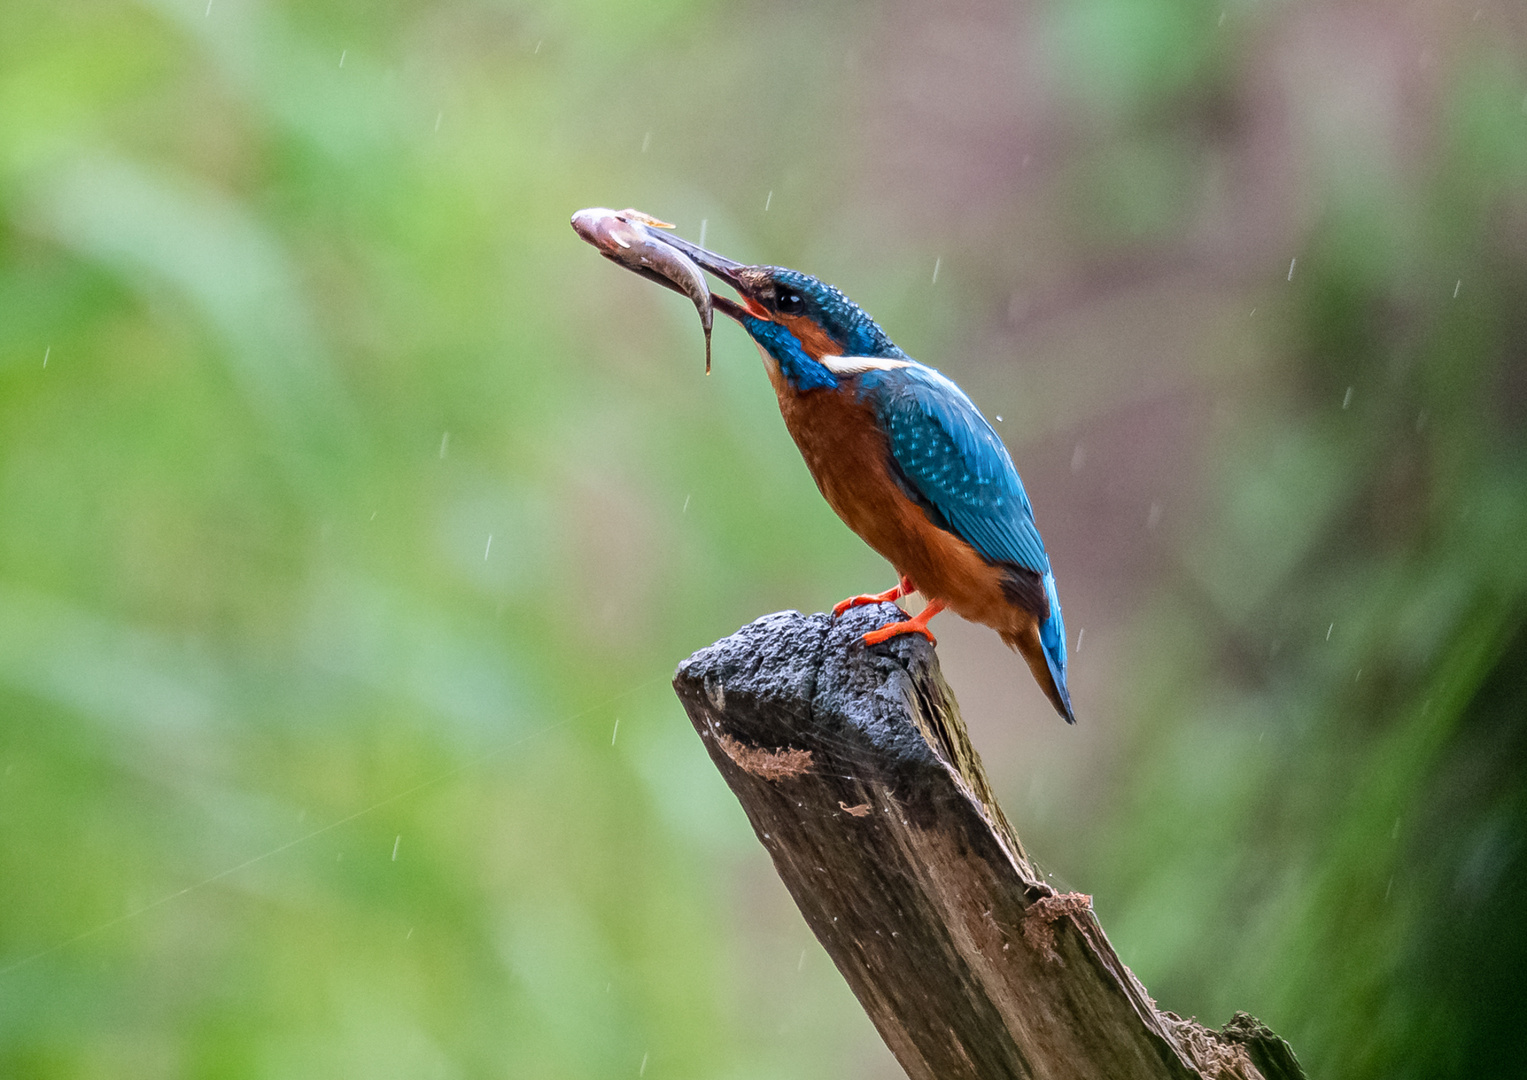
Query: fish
570,207,715,372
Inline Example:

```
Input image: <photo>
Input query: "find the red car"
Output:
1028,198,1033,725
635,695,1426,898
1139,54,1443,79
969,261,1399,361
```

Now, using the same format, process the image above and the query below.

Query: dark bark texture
672,605,1305,1080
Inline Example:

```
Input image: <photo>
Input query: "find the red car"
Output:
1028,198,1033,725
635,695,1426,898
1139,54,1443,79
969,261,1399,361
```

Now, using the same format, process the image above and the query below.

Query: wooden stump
672,605,1304,1080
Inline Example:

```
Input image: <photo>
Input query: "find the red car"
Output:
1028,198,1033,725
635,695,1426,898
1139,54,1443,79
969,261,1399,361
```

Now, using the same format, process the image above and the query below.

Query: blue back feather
860,364,1049,576
863,362,1073,718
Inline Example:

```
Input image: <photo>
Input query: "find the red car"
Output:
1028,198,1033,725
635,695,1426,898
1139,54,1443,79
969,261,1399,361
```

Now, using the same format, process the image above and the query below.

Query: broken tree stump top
672,604,1303,1080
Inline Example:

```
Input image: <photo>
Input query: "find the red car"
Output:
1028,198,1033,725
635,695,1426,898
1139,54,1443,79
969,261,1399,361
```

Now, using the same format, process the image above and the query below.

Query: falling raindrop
698,219,707,248
611,718,620,746
931,257,941,284
1342,386,1353,409
392,836,401,861
339,49,347,68
484,534,493,560
764,190,772,211
641,131,652,153
439,431,450,458
1287,257,1297,281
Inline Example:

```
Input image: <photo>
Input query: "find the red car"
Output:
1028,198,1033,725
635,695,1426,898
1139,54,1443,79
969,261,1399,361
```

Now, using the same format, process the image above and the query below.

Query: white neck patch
818,355,913,375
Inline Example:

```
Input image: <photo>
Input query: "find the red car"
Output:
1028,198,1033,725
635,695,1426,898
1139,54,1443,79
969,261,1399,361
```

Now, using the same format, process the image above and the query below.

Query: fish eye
775,290,804,315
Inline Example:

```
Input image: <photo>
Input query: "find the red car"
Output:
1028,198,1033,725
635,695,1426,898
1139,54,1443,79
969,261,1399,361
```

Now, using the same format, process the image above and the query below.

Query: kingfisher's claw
832,575,916,617
833,588,901,617
861,598,947,647
862,621,937,647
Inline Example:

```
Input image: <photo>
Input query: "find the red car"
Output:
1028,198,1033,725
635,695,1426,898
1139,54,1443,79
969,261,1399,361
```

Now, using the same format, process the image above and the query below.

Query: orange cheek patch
778,314,841,360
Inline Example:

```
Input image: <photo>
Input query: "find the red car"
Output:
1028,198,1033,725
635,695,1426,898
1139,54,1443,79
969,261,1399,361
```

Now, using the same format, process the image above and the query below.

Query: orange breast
769,371,1032,639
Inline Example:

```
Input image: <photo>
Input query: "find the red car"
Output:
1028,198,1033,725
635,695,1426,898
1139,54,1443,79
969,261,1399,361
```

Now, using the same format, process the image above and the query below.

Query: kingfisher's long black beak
652,232,738,287
651,232,762,324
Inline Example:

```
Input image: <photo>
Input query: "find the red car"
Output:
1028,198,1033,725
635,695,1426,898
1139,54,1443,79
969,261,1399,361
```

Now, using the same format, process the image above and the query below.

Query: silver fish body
571,208,714,372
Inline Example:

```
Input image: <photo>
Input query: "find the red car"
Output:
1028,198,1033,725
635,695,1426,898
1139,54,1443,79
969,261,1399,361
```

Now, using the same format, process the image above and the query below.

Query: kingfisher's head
728,266,900,359
656,235,906,391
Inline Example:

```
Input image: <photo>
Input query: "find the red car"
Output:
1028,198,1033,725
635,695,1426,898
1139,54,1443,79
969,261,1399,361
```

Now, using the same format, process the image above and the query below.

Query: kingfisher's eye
775,290,804,314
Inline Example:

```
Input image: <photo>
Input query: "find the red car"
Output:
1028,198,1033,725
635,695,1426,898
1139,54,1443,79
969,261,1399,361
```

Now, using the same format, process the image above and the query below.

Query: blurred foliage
0,1,890,1077
1060,6,1527,1079
0,0,1524,1078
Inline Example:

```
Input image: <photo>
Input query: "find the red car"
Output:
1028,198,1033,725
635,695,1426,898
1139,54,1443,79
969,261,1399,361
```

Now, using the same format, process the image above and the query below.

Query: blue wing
860,363,1049,577
859,361,1075,722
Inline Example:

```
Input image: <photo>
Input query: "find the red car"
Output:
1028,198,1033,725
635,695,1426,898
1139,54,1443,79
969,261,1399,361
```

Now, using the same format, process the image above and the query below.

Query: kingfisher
571,209,1075,724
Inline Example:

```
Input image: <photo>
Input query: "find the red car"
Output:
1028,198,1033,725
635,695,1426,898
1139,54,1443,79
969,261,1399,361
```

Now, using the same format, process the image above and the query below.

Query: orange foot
863,599,947,647
831,574,916,618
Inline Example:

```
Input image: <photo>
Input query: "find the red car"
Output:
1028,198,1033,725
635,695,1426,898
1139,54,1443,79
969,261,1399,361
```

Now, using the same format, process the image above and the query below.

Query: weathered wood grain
673,604,1304,1080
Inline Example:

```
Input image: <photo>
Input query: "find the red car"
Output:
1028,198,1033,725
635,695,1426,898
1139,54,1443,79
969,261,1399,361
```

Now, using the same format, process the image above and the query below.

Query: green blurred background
2,0,1525,1076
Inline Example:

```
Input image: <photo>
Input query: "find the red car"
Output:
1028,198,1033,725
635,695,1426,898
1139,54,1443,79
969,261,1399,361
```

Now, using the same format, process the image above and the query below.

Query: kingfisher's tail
1002,571,1075,724
1037,572,1075,724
